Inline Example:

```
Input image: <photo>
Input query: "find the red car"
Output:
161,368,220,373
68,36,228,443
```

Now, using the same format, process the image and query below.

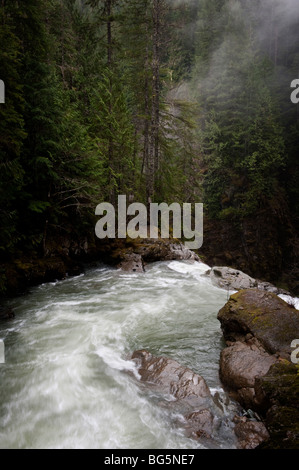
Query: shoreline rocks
217,288,299,448
0,235,199,298
114,238,200,273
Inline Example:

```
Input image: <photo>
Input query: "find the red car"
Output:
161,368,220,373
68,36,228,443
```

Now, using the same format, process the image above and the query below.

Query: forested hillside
0,0,298,294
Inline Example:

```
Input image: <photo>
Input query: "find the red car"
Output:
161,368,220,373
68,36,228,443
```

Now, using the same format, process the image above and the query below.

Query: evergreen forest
1,0,299,294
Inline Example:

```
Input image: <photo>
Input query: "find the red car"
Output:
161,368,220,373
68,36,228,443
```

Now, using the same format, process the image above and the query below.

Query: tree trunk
106,0,115,204
147,0,161,207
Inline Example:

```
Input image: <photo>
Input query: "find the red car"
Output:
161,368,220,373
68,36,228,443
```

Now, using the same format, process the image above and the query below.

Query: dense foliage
0,0,298,288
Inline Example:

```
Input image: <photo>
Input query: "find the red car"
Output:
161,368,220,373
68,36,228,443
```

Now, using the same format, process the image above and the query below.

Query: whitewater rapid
2,259,296,449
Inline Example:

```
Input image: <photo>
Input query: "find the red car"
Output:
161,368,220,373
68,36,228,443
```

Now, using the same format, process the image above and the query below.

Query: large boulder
217,289,299,359
219,339,277,409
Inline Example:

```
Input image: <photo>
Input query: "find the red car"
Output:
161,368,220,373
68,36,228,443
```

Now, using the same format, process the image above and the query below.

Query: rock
132,239,199,264
206,265,292,295
185,409,215,439
256,280,290,296
233,415,270,449
219,340,277,409
131,350,211,403
98,237,199,273
131,350,219,442
115,239,199,273
117,253,144,273
207,267,257,291
217,289,299,359
131,350,277,448
217,289,299,448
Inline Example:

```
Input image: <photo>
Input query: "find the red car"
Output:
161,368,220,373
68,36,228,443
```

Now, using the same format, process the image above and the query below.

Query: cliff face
200,209,299,295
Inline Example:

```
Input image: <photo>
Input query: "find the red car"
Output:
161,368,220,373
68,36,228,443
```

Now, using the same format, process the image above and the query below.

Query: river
0,260,241,449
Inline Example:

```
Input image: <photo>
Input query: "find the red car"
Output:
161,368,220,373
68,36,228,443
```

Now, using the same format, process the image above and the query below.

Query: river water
0,260,241,449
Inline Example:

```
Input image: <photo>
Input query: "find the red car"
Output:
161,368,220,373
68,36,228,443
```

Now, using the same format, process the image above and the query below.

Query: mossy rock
218,289,299,358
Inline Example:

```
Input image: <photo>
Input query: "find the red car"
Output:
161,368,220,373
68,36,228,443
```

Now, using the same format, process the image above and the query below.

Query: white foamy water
0,261,239,449
278,294,299,310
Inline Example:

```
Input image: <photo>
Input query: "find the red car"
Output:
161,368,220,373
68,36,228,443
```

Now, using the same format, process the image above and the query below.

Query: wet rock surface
218,289,299,358
207,267,258,291
233,415,270,449
131,350,229,444
131,350,211,402
219,339,277,409
206,266,290,295
117,253,144,273
113,238,199,273
130,349,265,448
217,289,299,449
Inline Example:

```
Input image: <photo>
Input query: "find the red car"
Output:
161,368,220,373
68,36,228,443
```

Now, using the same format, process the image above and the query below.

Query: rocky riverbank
218,289,299,449
1,234,298,449
128,263,299,449
0,234,199,299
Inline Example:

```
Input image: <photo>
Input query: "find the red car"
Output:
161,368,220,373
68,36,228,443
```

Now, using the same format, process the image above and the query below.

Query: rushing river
0,260,241,449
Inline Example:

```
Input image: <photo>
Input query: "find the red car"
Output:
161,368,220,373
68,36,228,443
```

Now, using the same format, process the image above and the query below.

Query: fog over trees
0,0,298,292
